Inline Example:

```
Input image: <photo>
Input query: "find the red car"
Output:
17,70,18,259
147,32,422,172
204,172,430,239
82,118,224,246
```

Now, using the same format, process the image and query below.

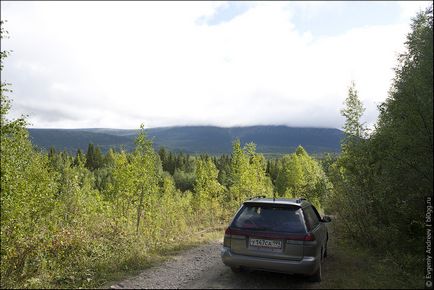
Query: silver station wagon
221,197,331,282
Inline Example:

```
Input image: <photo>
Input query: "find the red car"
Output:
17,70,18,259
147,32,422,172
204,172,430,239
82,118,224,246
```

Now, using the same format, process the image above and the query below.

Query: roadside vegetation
324,7,432,286
1,6,432,289
318,224,422,289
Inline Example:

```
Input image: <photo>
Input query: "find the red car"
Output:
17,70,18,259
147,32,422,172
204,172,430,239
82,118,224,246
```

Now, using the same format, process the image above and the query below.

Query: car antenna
273,191,275,202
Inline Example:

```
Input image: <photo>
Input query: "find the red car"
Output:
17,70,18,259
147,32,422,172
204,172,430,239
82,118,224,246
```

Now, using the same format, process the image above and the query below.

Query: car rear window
232,204,306,233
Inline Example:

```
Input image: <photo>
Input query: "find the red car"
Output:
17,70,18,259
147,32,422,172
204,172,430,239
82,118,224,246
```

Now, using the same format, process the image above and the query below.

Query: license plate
249,238,282,249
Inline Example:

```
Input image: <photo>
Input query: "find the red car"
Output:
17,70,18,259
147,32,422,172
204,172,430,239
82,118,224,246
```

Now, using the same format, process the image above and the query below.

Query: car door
302,205,326,257
311,205,328,247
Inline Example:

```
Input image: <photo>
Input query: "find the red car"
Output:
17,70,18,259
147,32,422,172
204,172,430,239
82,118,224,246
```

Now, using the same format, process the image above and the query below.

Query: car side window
311,205,322,221
303,206,320,230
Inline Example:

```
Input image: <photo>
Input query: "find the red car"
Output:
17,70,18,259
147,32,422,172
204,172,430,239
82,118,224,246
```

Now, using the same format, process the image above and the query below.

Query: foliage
173,168,196,192
227,140,273,208
340,81,366,142
85,143,104,171
194,157,225,225
326,6,432,277
275,146,332,209
1,20,57,287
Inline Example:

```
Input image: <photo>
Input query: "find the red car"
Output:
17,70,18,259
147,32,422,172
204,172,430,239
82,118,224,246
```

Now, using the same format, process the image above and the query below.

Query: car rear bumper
221,247,319,275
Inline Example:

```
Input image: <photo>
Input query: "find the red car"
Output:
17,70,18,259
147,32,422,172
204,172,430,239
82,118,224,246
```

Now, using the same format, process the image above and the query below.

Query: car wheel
231,266,242,273
309,247,323,282
308,261,322,282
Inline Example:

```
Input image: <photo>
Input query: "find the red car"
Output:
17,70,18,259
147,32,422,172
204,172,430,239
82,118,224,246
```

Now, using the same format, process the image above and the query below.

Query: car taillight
223,227,231,248
304,233,316,241
225,227,232,235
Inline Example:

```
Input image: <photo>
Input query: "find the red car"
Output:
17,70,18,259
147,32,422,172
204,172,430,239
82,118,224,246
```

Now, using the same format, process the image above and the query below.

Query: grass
318,225,424,289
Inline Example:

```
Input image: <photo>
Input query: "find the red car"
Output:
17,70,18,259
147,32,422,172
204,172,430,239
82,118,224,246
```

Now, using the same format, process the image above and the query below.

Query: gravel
108,240,316,289
108,241,224,289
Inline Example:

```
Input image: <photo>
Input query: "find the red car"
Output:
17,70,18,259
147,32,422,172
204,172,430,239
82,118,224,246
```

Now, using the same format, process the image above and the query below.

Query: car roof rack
249,195,267,200
295,197,306,203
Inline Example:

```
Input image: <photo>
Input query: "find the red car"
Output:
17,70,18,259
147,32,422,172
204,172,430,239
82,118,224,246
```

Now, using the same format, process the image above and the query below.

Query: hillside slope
28,125,344,155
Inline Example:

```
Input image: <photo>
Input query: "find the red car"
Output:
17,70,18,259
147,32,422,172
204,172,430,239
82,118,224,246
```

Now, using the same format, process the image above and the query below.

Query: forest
0,6,432,289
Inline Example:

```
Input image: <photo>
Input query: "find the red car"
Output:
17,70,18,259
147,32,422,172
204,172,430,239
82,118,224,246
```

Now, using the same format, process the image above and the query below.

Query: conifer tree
85,143,95,170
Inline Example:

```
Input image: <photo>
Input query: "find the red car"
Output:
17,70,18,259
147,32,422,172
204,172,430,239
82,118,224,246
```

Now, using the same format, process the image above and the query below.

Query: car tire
231,266,242,273
309,247,323,282
308,262,322,282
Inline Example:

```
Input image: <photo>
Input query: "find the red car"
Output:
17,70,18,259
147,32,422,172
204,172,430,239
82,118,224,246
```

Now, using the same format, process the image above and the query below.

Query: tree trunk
136,185,144,234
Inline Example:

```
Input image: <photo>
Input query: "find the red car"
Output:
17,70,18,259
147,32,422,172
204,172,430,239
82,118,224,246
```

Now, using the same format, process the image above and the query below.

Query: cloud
398,1,431,19
1,1,431,129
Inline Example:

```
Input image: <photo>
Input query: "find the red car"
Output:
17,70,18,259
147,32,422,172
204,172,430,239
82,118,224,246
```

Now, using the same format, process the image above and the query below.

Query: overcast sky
1,1,431,129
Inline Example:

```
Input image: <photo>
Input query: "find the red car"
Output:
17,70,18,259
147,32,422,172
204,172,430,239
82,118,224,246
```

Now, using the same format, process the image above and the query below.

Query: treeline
325,6,433,280
67,141,332,209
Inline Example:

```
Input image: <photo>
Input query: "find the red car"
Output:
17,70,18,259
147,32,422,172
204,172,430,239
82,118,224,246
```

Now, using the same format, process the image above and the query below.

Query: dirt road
108,239,321,289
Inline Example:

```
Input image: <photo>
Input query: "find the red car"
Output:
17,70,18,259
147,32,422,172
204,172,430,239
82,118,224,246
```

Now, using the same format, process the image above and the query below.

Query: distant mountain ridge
28,125,344,155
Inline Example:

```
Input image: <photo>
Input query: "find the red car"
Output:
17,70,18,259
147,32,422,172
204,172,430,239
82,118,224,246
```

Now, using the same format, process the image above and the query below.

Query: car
221,197,332,282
